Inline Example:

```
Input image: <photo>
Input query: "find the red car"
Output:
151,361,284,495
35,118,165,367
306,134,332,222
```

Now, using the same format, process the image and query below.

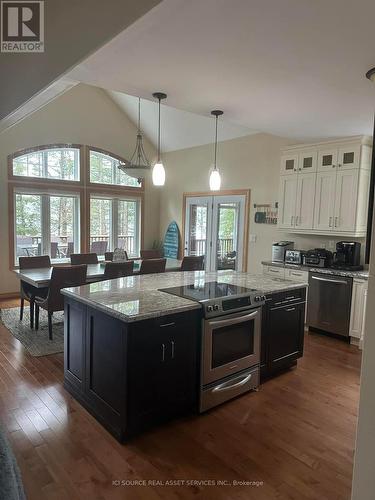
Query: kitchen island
62,271,307,441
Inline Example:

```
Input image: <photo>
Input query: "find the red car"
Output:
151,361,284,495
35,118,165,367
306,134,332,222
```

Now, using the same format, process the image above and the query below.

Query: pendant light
209,110,223,191
118,97,150,181
152,91,167,186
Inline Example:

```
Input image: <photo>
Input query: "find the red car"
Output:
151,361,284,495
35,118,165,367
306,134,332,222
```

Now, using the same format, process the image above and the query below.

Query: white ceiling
61,0,375,147
107,90,254,152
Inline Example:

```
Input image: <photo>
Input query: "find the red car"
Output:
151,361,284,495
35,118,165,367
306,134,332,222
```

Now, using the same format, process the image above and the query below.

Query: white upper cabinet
318,148,338,171
295,172,316,229
278,137,371,236
313,171,336,231
278,175,298,228
280,153,299,175
338,143,361,170
298,150,317,174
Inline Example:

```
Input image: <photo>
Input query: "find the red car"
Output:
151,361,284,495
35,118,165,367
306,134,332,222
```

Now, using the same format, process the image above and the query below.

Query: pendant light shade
152,92,167,186
209,110,223,191
118,97,150,180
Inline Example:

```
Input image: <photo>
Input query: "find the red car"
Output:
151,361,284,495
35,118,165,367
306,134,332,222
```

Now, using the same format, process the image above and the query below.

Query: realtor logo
1,1,44,52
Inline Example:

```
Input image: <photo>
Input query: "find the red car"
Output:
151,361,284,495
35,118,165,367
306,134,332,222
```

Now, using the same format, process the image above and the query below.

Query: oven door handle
208,310,258,328
212,372,253,393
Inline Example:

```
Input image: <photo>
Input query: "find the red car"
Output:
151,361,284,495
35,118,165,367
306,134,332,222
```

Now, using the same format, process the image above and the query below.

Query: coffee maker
331,241,363,271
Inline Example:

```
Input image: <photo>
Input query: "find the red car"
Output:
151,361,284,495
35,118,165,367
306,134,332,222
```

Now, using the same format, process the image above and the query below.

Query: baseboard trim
0,292,20,300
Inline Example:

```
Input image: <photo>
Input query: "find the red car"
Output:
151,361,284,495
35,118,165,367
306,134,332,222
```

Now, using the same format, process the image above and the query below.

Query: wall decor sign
254,202,278,225
163,221,180,258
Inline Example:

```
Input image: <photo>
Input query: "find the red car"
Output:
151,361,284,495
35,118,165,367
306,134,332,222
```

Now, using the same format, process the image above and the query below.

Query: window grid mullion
41,194,50,256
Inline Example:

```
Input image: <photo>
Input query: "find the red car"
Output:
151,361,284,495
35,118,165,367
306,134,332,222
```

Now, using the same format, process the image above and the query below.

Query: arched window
9,144,143,265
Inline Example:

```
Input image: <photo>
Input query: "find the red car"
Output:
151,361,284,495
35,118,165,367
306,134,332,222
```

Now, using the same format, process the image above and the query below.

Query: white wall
0,83,159,295
160,133,365,272
351,207,375,500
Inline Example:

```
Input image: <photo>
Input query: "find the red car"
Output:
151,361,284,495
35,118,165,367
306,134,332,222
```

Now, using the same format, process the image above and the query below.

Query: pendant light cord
214,114,218,170
137,97,141,133
157,97,161,162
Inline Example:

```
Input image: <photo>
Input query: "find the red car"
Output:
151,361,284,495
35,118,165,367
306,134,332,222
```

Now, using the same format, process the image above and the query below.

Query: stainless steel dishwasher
307,273,353,337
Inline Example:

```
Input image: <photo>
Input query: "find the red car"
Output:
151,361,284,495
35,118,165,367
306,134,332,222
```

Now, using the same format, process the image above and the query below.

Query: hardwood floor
0,298,361,500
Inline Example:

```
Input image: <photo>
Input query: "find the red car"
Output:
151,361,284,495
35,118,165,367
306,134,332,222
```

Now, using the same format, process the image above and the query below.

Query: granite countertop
61,271,307,323
262,260,369,280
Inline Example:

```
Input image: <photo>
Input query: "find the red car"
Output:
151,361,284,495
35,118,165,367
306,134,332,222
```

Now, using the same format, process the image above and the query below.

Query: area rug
0,307,64,357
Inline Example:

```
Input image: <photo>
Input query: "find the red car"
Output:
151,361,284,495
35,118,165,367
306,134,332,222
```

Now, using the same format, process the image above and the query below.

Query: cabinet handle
329,216,333,227
170,340,175,359
285,307,296,312
269,269,280,273
291,215,294,226
161,343,166,362
295,216,298,226
332,164,336,168
160,322,175,328
338,163,342,168
285,295,295,300
334,216,338,228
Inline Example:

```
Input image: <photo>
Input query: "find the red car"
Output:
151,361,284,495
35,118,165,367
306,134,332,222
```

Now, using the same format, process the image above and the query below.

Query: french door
184,194,247,271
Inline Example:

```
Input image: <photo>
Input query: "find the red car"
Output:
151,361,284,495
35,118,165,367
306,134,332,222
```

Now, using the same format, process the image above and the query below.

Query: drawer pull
160,322,176,328
269,269,280,273
285,295,295,300
285,307,296,312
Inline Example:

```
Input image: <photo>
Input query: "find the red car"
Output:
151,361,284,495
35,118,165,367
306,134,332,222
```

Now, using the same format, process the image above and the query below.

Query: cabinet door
333,169,359,231
350,280,367,339
318,148,338,171
280,153,299,175
267,303,305,371
298,150,317,174
338,144,360,170
278,175,297,228
313,171,336,231
295,172,316,229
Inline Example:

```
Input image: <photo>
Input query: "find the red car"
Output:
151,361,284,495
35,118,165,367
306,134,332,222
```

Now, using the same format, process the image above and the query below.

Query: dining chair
139,258,166,275
91,241,108,255
34,265,87,340
70,253,98,265
104,250,129,262
19,255,51,329
180,255,204,271
103,261,134,279
140,249,162,259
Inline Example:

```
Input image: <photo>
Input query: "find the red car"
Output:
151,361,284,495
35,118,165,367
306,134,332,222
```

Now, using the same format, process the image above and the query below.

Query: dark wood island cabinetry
64,298,201,441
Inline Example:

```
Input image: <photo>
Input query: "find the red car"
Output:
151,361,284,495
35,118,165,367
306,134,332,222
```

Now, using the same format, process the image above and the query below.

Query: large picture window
9,144,144,268
90,195,140,257
15,190,80,264
12,146,80,181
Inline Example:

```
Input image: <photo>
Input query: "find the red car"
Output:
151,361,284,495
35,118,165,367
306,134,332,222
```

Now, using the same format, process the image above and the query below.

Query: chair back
104,261,134,279
180,255,204,271
70,253,98,265
91,240,108,255
139,258,166,275
47,265,87,312
66,242,74,257
19,255,51,269
140,249,162,260
105,250,129,262
50,242,58,259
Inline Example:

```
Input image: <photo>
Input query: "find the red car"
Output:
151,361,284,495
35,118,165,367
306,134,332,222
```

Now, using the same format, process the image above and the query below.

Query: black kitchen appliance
332,241,363,271
285,249,304,265
303,248,333,268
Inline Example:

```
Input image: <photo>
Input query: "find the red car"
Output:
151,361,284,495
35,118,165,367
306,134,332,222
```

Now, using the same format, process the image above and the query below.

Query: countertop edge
261,261,369,280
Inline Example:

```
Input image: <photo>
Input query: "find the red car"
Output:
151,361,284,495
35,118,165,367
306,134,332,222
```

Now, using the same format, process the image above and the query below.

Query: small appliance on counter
331,241,363,271
272,241,294,263
303,248,333,268
285,249,304,265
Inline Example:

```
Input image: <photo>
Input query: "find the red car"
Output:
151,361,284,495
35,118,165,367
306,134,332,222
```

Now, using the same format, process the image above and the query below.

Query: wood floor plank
0,299,361,500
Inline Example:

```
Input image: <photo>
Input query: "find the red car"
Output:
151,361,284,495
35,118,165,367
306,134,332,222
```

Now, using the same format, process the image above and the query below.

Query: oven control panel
205,294,266,317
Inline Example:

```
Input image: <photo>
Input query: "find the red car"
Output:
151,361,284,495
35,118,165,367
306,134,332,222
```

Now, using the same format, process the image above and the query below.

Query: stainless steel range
160,281,265,412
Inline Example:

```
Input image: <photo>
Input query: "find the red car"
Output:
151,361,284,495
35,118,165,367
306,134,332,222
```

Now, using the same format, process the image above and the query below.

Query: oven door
203,307,261,385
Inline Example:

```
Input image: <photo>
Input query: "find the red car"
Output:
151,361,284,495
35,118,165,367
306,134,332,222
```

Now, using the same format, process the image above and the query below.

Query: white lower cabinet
285,268,309,283
263,266,285,278
350,279,368,342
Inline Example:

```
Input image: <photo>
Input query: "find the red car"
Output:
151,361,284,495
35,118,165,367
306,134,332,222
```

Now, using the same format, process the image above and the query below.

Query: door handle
311,276,348,285
209,310,258,328
161,343,166,362
212,372,253,393
170,340,175,359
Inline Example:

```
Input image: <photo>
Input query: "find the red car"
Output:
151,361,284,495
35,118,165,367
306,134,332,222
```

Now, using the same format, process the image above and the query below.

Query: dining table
13,258,182,288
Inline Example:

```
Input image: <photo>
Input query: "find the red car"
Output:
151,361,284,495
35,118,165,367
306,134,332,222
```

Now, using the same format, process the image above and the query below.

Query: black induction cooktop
159,281,257,303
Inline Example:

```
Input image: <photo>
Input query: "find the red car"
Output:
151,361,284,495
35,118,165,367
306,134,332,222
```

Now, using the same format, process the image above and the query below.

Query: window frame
8,144,145,269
